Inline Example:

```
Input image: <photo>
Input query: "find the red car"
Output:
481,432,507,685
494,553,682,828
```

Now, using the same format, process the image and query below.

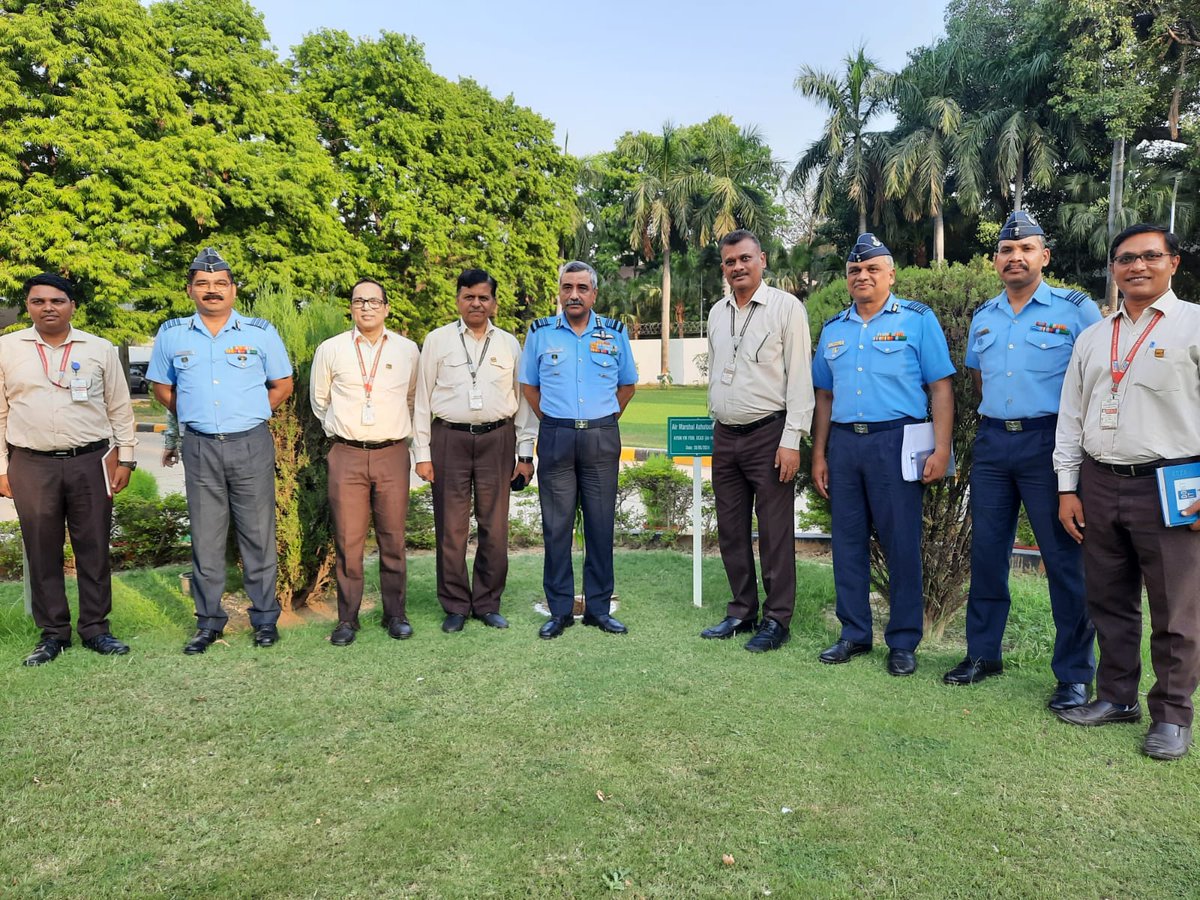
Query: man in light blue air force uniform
811,234,955,677
943,211,1101,711
520,261,637,640
148,247,294,656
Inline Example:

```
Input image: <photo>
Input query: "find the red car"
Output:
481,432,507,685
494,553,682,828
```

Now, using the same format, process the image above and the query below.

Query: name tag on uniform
70,377,89,402
1100,393,1119,430
469,385,483,410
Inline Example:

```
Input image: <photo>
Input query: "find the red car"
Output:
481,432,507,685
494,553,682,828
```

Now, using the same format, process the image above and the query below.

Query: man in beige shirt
0,273,137,666
413,270,535,633
311,277,421,645
702,229,815,653
1054,224,1200,760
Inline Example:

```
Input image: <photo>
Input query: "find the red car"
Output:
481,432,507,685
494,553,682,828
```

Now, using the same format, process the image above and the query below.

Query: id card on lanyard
36,341,87,402
1102,310,1162,429
722,302,758,385
459,329,492,410
355,334,386,425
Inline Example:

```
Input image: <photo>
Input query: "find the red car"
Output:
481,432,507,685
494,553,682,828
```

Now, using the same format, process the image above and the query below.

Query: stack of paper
1156,461,1200,527
901,422,956,482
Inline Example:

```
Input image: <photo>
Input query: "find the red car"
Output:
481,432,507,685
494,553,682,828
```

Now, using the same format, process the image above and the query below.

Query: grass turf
0,551,1195,898
617,386,708,450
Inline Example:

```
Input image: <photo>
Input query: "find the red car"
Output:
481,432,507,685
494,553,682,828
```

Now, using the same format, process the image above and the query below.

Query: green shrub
618,454,692,531
406,484,435,550
0,521,23,579
120,467,159,501
111,492,191,569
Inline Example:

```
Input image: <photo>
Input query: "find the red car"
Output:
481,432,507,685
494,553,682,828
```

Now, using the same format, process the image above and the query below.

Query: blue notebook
1156,462,1200,527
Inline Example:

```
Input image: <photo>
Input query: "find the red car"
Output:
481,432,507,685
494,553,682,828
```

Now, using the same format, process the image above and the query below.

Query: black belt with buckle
443,419,510,435
718,410,786,435
332,436,403,450
186,424,260,442
1090,455,1200,478
13,439,109,459
541,415,617,430
982,415,1058,433
833,417,920,435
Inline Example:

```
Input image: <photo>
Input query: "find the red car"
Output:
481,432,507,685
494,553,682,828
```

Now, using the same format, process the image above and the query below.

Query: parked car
128,362,149,394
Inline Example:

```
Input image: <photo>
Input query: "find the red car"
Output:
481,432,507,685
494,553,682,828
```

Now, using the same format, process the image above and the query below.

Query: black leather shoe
819,638,871,664
23,637,69,667
745,618,789,653
700,616,757,639
253,624,279,647
1143,722,1193,760
83,633,130,656
942,656,1003,684
383,616,413,640
1047,682,1090,711
473,612,509,629
582,613,628,634
442,613,467,633
183,628,223,655
330,622,356,646
887,648,917,676
539,615,574,640
1055,699,1142,726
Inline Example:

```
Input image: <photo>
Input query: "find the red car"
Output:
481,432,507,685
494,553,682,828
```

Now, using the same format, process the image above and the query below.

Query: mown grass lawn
0,551,1195,898
618,386,708,450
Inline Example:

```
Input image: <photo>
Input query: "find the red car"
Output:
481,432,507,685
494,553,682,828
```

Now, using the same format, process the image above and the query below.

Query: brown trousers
9,445,113,641
712,417,796,628
430,419,515,616
327,441,409,624
1080,457,1200,726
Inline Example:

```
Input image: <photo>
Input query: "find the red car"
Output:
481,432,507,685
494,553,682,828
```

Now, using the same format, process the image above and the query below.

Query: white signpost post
667,417,715,608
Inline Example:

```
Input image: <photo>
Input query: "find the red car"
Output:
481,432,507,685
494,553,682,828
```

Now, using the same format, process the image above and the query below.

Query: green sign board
667,417,714,456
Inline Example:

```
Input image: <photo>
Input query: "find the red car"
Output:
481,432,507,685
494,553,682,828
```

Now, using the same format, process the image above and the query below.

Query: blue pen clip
71,361,80,372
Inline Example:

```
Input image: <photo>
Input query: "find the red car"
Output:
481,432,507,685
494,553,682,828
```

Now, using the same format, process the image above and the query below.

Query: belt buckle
1004,420,1022,432
575,419,588,430
471,423,487,435
214,433,228,441
853,423,869,434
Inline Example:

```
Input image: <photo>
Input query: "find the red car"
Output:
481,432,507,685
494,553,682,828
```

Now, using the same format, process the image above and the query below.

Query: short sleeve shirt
519,311,637,419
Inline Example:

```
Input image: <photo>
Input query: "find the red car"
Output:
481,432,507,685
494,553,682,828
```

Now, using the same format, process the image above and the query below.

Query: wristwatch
518,456,533,464
118,461,138,470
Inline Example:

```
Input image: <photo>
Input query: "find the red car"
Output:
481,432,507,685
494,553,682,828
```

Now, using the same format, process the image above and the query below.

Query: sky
245,0,949,169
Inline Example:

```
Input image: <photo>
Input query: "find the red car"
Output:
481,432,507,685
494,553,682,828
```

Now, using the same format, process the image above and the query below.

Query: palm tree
790,46,894,234
694,123,781,246
620,124,702,379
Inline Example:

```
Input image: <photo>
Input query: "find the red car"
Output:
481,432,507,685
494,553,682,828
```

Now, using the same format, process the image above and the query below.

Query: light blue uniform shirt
147,309,293,434
966,280,1101,420
813,294,956,423
519,311,637,419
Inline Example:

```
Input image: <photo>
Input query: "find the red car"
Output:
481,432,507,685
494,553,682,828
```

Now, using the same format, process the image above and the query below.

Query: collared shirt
1054,289,1200,490
310,328,420,442
0,326,136,476
147,309,292,434
812,293,956,423
967,280,1102,419
412,318,537,463
519,311,637,419
706,282,815,449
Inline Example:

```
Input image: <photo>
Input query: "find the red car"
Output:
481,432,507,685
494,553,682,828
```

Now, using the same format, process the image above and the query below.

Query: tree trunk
660,243,672,379
858,208,867,236
1013,160,1024,212
933,207,945,265
1105,136,1126,310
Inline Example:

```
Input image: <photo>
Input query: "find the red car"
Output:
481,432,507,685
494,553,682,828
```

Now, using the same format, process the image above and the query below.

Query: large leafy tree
789,46,894,235
294,30,575,339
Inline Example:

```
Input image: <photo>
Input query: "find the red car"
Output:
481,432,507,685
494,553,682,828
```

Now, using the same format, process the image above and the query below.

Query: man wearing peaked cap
811,234,955,676
147,246,294,655
944,212,1101,712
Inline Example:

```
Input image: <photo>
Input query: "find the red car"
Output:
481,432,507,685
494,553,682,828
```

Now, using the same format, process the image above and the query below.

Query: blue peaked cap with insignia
998,210,1045,241
847,233,890,262
189,246,231,274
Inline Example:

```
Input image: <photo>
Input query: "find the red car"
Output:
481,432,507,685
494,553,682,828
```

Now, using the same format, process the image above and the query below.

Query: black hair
351,277,388,304
718,229,761,252
23,272,76,302
1109,224,1180,260
456,269,498,294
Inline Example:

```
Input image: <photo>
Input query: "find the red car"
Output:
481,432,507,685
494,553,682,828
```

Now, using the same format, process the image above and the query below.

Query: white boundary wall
629,337,708,386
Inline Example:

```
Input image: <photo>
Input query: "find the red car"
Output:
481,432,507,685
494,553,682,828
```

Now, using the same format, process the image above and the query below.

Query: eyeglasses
192,280,232,290
27,297,72,308
350,298,386,310
1112,250,1175,266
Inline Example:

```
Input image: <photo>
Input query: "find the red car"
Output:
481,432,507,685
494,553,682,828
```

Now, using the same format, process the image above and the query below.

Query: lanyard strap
35,341,74,388
458,329,492,383
354,334,386,402
1109,310,1162,392
729,301,759,352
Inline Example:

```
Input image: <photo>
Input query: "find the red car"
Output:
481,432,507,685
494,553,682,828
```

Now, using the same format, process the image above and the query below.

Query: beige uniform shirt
310,329,420,442
1054,289,1200,490
0,326,136,476
706,282,815,449
412,319,536,464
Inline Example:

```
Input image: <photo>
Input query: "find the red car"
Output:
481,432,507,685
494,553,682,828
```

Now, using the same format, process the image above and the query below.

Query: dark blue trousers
828,425,925,651
966,425,1094,682
537,420,620,618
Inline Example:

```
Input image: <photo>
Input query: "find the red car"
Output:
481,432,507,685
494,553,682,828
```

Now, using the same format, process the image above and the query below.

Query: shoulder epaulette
901,300,932,315
822,305,852,327
160,317,189,330
598,316,625,333
970,299,992,317
244,317,271,330
1057,289,1091,307
529,316,555,332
